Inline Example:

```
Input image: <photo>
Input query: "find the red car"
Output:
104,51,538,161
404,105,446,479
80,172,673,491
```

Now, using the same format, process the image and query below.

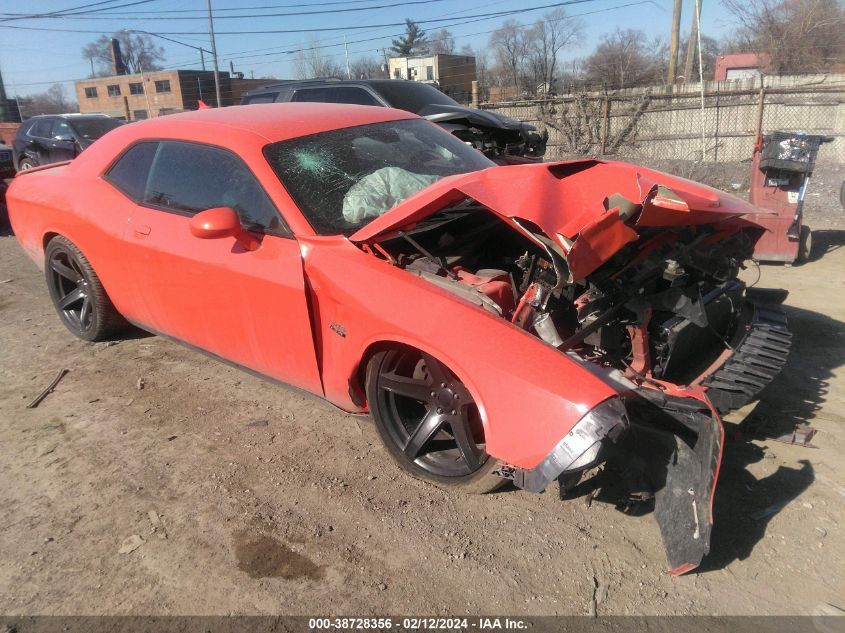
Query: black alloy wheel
45,236,125,341
366,347,503,493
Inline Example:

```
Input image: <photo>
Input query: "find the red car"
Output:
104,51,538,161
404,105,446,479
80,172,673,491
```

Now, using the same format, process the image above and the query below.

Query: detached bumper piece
704,300,791,414
501,397,629,494
625,390,724,575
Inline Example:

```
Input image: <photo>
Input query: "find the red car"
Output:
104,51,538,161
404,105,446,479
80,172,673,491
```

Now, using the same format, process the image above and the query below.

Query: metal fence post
600,96,611,155
755,85,766,142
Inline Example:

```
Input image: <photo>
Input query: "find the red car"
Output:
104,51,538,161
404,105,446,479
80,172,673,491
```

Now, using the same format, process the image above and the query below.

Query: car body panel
298,235,618,468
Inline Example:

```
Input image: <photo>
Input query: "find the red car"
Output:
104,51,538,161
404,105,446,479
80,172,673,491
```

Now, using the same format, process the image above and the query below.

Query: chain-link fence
480,74,845,164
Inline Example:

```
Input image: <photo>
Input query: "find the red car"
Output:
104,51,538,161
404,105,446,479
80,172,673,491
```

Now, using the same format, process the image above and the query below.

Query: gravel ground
0,162,844,616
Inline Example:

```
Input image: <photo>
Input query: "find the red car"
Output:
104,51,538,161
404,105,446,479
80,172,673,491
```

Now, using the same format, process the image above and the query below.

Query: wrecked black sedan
240,79,547,164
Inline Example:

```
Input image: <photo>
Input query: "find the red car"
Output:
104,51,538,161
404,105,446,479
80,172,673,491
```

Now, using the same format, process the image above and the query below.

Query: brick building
387,54,476,102
75,70,270,121
713,53,771,81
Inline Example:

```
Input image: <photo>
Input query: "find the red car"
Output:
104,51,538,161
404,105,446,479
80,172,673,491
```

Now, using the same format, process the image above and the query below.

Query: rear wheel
18,156,37,171
366,347,504,494
45,236,126,341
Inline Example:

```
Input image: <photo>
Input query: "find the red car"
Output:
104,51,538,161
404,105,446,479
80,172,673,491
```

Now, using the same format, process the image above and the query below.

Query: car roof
25,113,115,120
246,79,419,93
120,102,417,143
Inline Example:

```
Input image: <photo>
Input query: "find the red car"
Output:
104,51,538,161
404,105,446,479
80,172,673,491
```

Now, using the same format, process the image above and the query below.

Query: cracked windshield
263,118,494,234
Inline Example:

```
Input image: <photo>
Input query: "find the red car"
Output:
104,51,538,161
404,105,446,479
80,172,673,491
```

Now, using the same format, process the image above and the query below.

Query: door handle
133,224,151,237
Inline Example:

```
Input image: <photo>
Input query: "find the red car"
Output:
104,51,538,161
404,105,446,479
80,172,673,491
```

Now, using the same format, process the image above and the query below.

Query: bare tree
583,29,666,89
427,28,456,55
526,8,584,95
679,33,721,81
293,38,344,79
489,19,529,93
22,84,76,116
391,19,427,56
81,32,165,76
722,0,845,74
350,56,387,79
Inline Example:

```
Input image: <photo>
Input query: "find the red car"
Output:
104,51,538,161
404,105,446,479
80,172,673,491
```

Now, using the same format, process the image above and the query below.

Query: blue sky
0,0,734,98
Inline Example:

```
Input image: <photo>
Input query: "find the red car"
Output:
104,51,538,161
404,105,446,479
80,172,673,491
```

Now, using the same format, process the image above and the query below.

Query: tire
797,224,813,263
44,236,126,341
366,347,505,494
18,156,37,171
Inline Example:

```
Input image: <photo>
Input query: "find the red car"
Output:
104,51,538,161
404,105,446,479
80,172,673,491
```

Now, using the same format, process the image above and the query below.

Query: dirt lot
0,165,844,617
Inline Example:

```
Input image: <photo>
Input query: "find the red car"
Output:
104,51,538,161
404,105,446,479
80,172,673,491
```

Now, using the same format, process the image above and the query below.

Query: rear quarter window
243,93,279,104
104,142,159,201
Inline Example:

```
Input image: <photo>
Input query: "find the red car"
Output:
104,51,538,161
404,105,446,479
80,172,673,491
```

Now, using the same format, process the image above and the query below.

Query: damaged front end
351,160,790,573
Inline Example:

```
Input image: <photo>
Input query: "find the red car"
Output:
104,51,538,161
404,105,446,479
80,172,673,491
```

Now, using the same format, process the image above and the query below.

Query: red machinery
746,132,833,263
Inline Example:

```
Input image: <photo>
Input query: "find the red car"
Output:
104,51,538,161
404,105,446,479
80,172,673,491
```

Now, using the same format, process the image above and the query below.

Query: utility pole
206,0,222,107
344,35,351,79
667,0,682,84
682,0,703,83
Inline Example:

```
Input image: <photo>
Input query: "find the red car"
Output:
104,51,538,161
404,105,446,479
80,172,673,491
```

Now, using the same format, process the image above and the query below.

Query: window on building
84,87,98,98
104,142,159,202
154,80,171,93
158,108,176,116
426,66,434,81
143,141,285,233
129,82,144,95
133,110,148,120
107,84,121,97
393,68,401,79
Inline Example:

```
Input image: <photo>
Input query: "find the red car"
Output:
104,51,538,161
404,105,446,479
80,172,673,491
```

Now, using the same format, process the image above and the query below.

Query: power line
1,0,457,21
7,0,654,88
0,0,161,22
0,0,626,35
0,0,393,17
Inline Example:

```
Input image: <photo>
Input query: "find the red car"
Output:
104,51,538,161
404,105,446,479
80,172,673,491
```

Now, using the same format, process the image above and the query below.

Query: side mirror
189,206,261,251
190,207,242,239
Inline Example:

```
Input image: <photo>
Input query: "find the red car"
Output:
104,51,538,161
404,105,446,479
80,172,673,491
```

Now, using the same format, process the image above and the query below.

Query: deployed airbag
342,167,438,223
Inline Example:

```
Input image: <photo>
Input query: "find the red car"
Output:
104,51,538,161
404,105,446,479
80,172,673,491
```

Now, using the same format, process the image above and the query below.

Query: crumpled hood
350,159,762,279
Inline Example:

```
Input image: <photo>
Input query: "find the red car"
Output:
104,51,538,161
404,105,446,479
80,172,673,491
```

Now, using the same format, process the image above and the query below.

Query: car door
122,140,323,395
48,119,77,163
24,119,53,164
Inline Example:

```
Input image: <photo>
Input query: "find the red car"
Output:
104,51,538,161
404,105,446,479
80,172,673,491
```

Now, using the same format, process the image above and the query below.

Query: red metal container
746,132,832,263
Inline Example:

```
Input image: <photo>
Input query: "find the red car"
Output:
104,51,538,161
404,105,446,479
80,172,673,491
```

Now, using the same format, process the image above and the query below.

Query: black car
241,79,547,164
13,114,124,171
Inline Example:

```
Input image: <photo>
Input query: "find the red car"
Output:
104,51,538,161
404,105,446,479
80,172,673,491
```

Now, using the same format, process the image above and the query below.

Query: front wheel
18,156,37,171
45,236,126,341
366,347,504,494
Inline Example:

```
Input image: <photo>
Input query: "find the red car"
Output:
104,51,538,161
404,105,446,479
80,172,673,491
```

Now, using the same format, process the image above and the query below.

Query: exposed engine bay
360,196,792,574
363,201,783,404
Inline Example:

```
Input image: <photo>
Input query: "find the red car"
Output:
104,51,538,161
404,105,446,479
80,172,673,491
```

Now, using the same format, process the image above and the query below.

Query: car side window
243,93,278,104
104,141,159,201
291,86,382,106
51,120,73,140
28,120,52,139
144,141,287,234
